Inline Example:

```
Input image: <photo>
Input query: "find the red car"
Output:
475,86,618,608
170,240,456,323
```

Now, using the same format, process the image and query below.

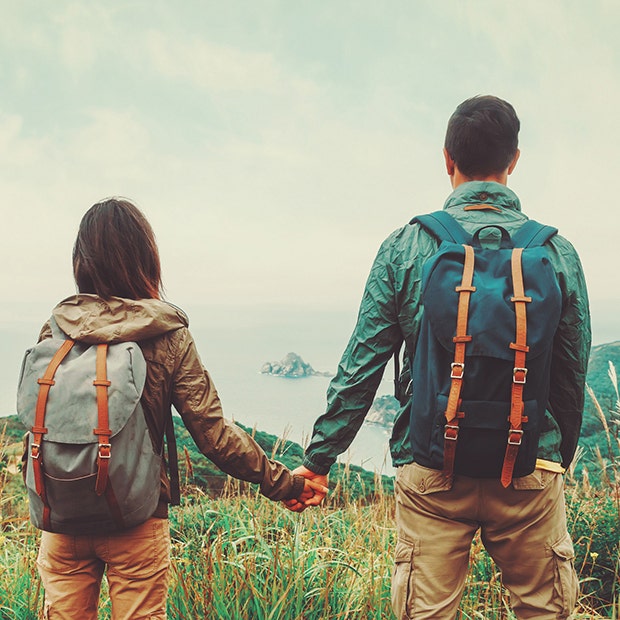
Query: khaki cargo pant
36,517,170,620
392,463,578,620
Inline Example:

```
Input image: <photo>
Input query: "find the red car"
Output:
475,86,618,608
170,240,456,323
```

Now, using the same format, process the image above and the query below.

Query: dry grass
1,368,618,619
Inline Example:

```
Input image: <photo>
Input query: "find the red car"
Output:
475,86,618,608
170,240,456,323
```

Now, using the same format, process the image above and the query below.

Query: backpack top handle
471,225,513,249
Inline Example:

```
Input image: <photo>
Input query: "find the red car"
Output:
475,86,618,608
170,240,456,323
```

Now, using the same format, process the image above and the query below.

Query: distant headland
260,352,333,378
365,394,399,428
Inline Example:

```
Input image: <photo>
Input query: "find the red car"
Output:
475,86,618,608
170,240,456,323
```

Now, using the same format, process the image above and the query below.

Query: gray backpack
17,322,166,535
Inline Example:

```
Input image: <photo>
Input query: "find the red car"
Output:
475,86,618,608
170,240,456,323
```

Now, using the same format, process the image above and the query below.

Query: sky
1,0,618,345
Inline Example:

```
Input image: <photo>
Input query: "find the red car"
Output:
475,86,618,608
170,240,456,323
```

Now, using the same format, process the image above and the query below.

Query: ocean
1,303,396,476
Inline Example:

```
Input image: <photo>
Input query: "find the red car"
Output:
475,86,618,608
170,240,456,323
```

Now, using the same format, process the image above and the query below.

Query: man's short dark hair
444,95,520,178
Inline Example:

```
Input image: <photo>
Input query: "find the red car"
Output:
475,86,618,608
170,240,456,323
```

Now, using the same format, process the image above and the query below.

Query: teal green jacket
304,182,591,475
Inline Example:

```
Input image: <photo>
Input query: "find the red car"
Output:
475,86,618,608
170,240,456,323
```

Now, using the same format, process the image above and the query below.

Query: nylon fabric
304,181,591,475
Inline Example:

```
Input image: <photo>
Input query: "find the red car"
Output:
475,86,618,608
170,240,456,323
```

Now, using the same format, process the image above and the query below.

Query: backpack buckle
444,424,459,440
450,362,464,379
513,367,528,384
507,429,524,445
30,443,41,459
98,443,112,459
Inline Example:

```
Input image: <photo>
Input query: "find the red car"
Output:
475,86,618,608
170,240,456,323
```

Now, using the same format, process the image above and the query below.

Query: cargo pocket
513,467,564,491
391,538,418,620
397,462,452,496
551,532,578,618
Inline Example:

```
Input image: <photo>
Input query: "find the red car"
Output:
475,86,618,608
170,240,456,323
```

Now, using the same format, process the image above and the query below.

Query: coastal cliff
260,352,333,378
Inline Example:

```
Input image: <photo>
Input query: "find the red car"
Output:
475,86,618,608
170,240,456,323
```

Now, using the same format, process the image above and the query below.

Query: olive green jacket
304,182,591,475
37,294,305,516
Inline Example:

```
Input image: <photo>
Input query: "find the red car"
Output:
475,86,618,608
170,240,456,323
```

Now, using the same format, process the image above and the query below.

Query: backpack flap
17,339,147,444
421,243,561,362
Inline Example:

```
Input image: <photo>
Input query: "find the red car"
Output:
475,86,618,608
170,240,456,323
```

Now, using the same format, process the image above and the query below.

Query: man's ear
507,149,520,175
443,148,455,176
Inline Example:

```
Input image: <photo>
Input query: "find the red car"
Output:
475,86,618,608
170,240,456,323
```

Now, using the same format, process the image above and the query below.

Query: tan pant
37,517,171,620
392,463,578,620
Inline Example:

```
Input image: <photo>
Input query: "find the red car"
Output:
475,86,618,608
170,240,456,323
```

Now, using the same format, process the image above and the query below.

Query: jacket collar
443,181,522,212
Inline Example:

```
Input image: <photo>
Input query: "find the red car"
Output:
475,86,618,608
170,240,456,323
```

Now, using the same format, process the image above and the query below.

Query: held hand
294,465,329,503
300,478,329,505
282,466,329,513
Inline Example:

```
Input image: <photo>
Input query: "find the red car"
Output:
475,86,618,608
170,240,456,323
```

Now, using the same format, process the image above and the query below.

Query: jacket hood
51,294,189,344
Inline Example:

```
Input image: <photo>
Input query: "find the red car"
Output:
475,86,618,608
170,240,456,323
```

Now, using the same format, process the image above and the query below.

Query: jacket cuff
286,474,306,500
302,455,332,476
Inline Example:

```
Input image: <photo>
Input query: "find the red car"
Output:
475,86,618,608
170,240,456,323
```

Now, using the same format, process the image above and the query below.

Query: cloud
0,0,617,333
143,30,282,93
0,113,42,165
69,108,152,180
53,4,111,72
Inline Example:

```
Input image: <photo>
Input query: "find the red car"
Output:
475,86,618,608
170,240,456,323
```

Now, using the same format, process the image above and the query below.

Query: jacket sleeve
547,237,592,467
171,329,304,501
303,237,403,475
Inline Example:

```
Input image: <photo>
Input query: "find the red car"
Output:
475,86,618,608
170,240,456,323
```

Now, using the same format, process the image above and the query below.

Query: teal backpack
408,211,562,486
17,320,179,534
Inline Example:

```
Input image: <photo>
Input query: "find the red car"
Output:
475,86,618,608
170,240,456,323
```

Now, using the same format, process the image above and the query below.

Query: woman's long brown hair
73,198,162,300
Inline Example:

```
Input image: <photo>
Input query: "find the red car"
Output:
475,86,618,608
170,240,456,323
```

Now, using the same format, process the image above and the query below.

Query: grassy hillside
173,417,394,499
586,342,620,405
579,342,620,481
1,345,618,617
0,447,618,618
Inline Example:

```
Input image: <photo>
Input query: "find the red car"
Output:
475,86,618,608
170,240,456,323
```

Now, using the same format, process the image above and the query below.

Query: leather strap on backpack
93,344,113,496
443,244,475,478
502,248,531,487
92,344,127,528
32,339,75,530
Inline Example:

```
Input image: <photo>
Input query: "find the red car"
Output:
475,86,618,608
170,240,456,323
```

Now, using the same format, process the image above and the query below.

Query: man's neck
450,170,508,189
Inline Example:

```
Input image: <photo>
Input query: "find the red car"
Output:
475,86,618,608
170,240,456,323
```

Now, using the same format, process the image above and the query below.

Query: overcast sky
1,1,618,344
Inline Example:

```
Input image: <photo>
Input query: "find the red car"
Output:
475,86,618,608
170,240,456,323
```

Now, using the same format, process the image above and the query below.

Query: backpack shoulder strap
165,412,180,505
411,211,471,244
511,219,558,248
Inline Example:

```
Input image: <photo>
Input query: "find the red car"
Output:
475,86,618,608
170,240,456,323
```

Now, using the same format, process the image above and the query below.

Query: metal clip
444,425,459,440
508,429,524,445
513,367,528,384
97,443,112,459
450,362,464,379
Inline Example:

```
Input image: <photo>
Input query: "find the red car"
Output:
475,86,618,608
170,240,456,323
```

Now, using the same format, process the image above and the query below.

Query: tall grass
166,488,393,619
1,370,619,619
0,426,41,619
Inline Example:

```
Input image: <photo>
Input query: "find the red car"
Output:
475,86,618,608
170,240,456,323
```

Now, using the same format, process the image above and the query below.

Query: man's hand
283,465,329,513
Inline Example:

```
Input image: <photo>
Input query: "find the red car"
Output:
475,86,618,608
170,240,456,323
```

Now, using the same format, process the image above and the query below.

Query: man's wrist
302,455,332,476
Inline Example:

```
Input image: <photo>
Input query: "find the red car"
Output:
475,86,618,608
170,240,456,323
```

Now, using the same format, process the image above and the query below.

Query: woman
31,198,325,619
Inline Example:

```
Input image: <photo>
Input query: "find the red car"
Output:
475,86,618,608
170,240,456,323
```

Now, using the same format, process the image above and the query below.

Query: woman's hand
282,466,329,513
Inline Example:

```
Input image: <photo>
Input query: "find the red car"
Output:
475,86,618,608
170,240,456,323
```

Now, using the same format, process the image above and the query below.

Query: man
286,96,591,619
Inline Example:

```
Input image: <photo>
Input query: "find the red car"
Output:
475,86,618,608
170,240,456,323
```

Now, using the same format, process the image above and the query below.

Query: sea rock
260,352,332,378
365,394,399,428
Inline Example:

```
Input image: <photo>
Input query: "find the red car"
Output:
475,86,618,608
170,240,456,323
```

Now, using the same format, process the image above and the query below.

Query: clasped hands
283,465,328,513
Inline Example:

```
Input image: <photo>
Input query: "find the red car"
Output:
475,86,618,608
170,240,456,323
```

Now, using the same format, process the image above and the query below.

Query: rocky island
365,394,400,428
260,352,333,378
